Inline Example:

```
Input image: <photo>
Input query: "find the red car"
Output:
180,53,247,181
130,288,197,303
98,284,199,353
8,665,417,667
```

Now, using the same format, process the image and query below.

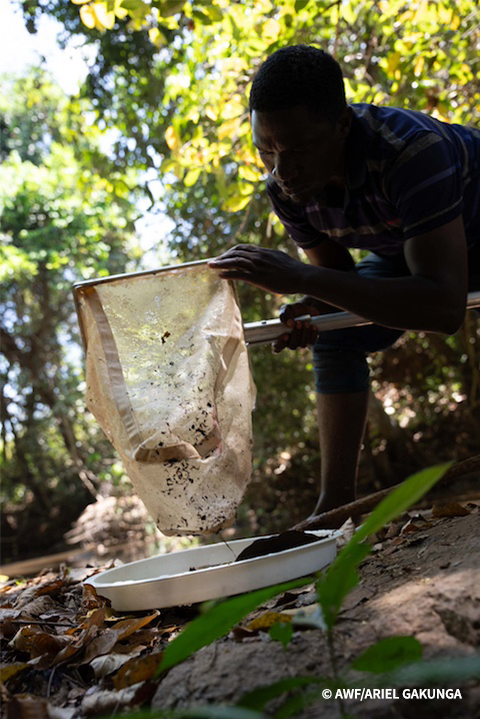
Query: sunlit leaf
184,168,202,186
79,4,96,28
262,18,281,40
247,612,292,631
218,117,242,141
414,56,425,76
0,662,29,683
239,166,261,182
92,0,115,28
165,125,181,151
222,194,251,212
149,26,167,46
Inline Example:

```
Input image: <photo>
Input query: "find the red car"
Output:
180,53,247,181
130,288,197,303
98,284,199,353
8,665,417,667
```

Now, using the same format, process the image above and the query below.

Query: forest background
1,0,479,565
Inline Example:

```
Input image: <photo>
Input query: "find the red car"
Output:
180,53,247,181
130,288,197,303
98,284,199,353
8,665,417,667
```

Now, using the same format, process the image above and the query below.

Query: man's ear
336,106,352,139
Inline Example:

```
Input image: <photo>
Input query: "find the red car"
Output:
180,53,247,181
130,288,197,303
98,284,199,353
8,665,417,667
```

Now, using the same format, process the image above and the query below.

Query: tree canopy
0,69,142,554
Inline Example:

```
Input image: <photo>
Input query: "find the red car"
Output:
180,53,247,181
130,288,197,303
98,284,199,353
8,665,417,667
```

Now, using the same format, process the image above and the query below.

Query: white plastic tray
87,530,338,611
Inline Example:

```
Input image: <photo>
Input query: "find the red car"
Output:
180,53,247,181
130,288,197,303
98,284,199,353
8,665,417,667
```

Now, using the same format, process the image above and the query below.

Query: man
209,45,480,516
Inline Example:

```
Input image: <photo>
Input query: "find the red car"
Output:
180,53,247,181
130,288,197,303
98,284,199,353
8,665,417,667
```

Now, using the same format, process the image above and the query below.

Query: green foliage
384,653,480,686
352,636,423,674
238,677,323,713
316,543,371,631
108,707,266,719
269,620,294,651
0,69,141,554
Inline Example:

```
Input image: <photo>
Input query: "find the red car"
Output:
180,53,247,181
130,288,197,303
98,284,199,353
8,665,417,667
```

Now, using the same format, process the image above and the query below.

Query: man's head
249,45,351,203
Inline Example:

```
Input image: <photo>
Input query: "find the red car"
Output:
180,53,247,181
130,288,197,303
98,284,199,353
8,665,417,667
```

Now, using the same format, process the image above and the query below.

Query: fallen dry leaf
0,661,29,683
65,607,106,636
10,625,72,659
432,502,470,518
81,584,110,611
112,650,164,689
81,681,151,715
246,612,292,632
89,652,131,679
336,517,356,548
81,610,159,664
400,520,424,534
6,693,50,719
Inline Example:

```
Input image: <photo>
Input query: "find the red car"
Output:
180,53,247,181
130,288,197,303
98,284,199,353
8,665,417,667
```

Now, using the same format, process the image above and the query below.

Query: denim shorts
313,246,480,394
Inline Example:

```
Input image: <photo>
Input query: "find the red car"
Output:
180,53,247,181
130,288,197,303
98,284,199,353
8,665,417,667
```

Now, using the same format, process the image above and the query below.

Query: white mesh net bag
74,263,256,535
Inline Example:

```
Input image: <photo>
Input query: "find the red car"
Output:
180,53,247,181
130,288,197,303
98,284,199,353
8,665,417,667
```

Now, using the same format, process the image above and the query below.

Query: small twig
64,673,86,689
9,619,75,628
47,666,56,698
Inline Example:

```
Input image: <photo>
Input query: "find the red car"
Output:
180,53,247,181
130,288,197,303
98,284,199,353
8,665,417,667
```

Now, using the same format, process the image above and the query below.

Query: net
74,263,255,535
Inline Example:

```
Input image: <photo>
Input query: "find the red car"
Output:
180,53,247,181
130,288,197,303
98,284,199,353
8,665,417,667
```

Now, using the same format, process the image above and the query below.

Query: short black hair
249,45,346,123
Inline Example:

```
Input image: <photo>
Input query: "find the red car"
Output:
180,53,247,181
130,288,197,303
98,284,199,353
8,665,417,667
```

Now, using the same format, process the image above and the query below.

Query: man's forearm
298,263,465,335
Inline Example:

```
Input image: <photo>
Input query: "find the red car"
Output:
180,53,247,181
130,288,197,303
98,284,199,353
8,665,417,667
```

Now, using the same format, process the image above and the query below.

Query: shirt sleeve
385,131,464,240
266,176,327,250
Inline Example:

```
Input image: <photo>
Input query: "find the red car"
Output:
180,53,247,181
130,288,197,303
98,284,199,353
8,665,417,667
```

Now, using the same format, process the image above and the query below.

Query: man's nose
273,154,298,182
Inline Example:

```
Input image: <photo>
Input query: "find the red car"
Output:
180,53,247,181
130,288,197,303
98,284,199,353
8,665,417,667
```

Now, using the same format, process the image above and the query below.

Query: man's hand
273,296,342,353
273,299,319,353
208,244,306,295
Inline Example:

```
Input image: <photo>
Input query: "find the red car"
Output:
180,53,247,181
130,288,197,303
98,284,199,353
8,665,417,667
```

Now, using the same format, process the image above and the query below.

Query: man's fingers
217,269,252,280
273,333,291,353
209,246,259,266
273,321,319,352
279,301,312,324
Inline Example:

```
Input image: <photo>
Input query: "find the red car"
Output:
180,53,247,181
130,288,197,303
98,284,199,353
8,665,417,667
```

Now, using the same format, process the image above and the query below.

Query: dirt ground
1,505,479,719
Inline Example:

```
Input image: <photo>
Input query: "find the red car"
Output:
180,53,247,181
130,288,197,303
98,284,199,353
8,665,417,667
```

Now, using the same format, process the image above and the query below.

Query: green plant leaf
99,706,266,719
177,708,266,719
269,621,293,651
238,676,323,711
157,578,312,674
352,636,423,674
316,462,452,629
294,0,310,11
316,543,371,630
385,653,480,686
354,462,453,545
222,194,251,212
184,168,201,187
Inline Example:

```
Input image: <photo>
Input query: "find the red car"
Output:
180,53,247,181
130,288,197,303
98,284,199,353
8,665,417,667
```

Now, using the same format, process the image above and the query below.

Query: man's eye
259,150,273,157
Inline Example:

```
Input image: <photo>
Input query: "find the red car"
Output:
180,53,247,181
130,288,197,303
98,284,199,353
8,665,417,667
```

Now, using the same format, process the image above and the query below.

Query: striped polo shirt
267,103,480,257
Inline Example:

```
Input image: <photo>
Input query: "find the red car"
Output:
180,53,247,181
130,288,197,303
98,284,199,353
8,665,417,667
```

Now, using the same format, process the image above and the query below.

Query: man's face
251,104,351,204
